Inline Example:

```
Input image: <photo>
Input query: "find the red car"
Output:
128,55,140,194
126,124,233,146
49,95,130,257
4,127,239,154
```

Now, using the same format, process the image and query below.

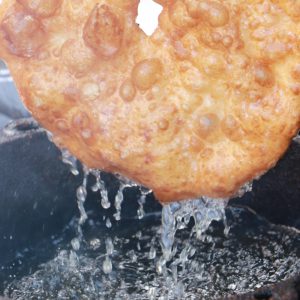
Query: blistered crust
0,0,299,203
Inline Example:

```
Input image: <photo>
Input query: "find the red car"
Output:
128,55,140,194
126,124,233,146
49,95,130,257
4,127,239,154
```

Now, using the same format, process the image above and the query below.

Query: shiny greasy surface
0,0,299,202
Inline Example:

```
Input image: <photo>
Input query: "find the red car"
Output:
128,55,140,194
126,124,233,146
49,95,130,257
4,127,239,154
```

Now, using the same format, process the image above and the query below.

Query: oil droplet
106,217,112,228
102,256,113,274
105,237,114,255
149,246,156,260
61,149,79,176
137,193,147,219
71,238,80,251
89,238,101,250
114,184,126,221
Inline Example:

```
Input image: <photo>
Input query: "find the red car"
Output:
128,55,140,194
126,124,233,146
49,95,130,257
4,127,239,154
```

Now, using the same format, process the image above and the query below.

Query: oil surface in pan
2,175,299,300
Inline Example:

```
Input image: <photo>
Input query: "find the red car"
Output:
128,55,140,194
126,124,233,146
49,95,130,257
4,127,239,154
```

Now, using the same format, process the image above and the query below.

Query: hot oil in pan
2,154,300,299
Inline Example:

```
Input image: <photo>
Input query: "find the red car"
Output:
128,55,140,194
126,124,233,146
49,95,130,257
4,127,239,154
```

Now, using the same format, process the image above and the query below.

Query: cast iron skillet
0,119,299,299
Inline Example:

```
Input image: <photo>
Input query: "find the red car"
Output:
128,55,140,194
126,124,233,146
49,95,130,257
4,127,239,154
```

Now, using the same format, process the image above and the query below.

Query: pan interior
2,202,299,299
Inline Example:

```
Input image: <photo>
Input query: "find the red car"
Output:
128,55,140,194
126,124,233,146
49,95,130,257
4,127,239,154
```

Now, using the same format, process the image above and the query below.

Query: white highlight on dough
136,0,163,36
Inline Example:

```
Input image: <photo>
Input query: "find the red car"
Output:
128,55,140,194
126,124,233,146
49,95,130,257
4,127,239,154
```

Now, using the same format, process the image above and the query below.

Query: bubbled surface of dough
0,0,299,203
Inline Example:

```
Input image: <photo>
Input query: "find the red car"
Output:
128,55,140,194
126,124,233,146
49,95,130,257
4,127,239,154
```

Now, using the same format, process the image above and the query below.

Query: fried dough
0,0,299,202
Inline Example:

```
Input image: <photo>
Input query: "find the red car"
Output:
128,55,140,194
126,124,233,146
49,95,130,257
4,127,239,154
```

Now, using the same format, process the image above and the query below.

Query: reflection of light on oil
136,0,163,36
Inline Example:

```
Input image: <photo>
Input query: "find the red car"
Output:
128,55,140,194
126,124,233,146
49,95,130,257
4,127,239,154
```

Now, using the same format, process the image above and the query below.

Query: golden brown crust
0,0,299,203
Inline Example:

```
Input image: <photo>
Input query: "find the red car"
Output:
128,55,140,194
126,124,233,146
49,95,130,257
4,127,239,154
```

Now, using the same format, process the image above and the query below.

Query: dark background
0,60,30,128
